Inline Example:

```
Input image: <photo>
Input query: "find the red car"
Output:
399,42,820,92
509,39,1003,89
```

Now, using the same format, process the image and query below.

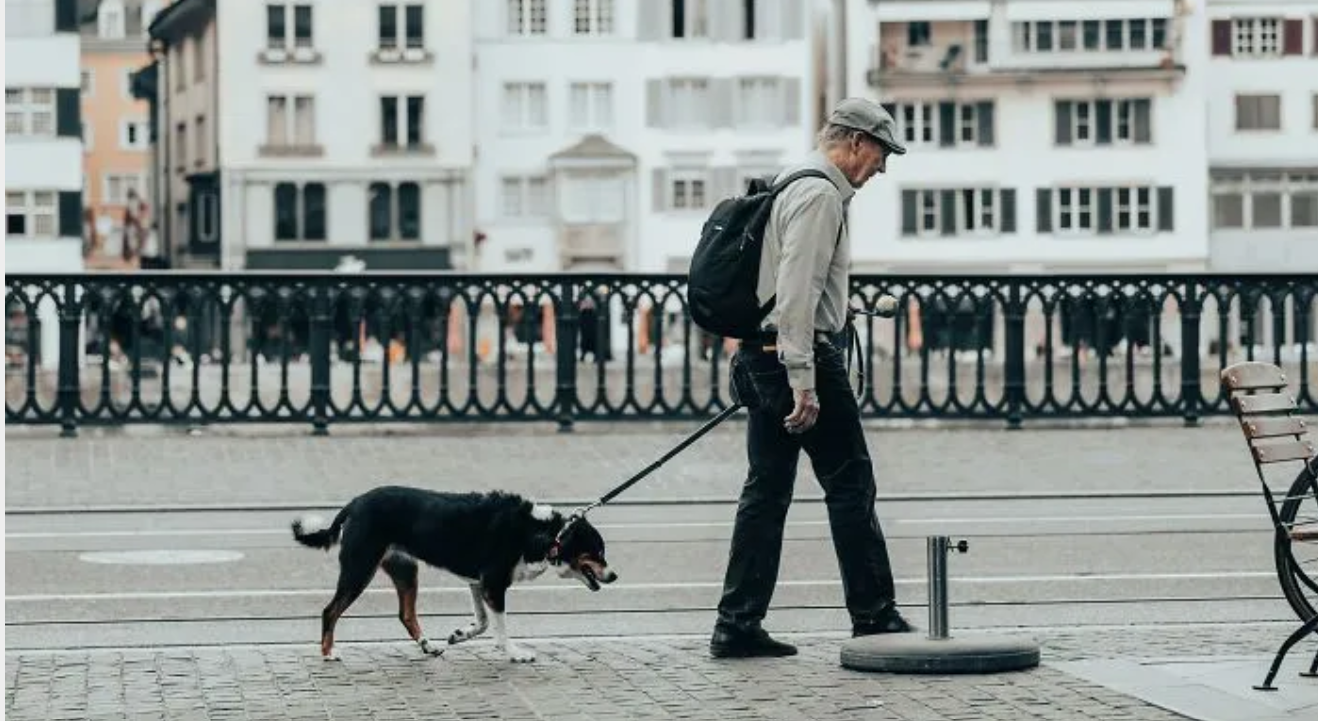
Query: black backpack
687,169,831,340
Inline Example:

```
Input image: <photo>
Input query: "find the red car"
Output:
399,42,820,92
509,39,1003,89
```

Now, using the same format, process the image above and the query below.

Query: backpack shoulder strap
769,168,832,195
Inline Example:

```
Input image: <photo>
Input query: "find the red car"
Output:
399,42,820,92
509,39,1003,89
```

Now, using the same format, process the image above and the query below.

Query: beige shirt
755,151,855,391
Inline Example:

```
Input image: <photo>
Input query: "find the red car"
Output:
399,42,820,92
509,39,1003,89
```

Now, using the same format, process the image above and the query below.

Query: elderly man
711,98,915,659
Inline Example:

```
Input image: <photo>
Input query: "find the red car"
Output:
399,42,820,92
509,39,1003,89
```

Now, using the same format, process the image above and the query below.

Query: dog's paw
505,644,536,663
447,623,484,645
322,649,341,662
418,637,445,657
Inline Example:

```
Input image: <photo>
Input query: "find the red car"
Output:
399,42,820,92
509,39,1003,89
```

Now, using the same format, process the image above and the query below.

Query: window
1233,18,1281,56
273,182,327,241
671,0,709,39
1236,94,1282,131
569,82,612,130
98,0,125,39
735,77,782,126
574,0,613,35
669,171,707,210
502,82,548,132
1014,18,1168,52
507,0,547,36
266,4,313,51
1054,99,1153,145
193,33,206,82
103,174,145,205
561,173,624,223
5,191,56,237
265,95,316,147
80,70,93,96
194,115,206,165
1037,186,1172,235
120,118,150,150
900,188,1016,236
499,176,550,218
5,88,55,137
907,21,931,46
667,78,711,127
379,95,424,147
378,4,425,50
175,122,186,169
368,181,422,240
1211,170,1318,230
1313,94,1318,130
886,101,994,148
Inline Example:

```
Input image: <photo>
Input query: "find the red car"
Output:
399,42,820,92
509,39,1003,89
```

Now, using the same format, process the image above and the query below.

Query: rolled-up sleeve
773,184,842,392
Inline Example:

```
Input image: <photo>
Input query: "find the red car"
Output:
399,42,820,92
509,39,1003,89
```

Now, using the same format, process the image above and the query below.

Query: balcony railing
6,272,1317,434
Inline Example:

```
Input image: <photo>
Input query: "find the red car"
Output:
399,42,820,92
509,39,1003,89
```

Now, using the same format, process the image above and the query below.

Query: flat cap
827,97,906,155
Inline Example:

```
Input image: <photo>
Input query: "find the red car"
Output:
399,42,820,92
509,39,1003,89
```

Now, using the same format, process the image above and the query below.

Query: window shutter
753,0,774,40
783,77,801,127
1054,101,1072,145
647,80,665,127
54,0,77,32
1000,189,1016,233
652,168,668,212
1134,99,1152,144
1157,187,1174,231
58,191,82,238
726,0,746,42
1283,19,1304,55
939,189,956,235
938,102,956,147
1097,188,1113,233
1314,18,1318,56
1095,100,1112,145
1211,20,1232,56
976,101,994,146
901,190,918,236
1036,189,1052,233
637,0,668,41
706,0,725,42
56,88,80,138
711,167,737,202
713,77,734,128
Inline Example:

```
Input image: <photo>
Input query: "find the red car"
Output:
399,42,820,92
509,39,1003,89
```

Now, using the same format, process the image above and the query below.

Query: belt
742,329,844,354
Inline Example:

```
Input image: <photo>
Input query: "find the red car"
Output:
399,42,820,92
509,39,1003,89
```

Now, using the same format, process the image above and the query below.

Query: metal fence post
1180,280,1202,426
554,279,579,433
1003,285,1026,430
57,280,82,438
927,535,951,639
309,284,331,436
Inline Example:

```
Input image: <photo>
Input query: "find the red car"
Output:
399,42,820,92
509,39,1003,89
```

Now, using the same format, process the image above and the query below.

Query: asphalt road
4,491,1295,653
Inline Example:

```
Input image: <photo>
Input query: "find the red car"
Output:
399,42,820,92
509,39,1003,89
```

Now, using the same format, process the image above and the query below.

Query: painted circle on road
78,550,245,566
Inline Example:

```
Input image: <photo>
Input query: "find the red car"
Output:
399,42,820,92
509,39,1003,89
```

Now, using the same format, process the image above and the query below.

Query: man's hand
784,388,820,434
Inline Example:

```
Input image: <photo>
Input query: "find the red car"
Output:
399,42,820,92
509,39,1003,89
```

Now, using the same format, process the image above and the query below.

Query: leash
551,299,899,555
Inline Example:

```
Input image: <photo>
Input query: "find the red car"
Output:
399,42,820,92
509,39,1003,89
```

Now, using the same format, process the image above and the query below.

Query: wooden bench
1221,361,1318,690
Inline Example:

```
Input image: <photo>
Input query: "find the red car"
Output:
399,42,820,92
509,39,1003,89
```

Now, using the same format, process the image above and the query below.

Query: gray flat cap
828,97,907,155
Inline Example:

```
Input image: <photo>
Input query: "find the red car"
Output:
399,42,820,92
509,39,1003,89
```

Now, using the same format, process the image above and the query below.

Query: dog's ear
527,532,557,561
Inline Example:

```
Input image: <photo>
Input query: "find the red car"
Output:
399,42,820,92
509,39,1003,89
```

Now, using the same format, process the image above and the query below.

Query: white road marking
4,571,1276,603
897,514,1262,524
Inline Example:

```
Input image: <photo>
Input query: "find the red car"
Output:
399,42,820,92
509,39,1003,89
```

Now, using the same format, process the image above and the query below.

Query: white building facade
472,0,814,274
6,0,85,274
1204,0,1318,272
213,0,474,271
843,0,1209,275
6,0,85,370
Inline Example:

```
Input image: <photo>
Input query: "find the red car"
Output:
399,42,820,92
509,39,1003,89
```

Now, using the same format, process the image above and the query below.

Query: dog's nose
602,570,618,584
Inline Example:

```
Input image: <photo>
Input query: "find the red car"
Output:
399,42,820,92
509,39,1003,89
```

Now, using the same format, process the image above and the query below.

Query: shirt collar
806,150,856,205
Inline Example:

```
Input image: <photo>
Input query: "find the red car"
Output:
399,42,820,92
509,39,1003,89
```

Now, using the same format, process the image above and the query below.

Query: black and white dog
292,485,617,662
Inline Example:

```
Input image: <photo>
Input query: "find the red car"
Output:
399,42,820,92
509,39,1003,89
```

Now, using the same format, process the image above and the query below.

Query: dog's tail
291,502,353,551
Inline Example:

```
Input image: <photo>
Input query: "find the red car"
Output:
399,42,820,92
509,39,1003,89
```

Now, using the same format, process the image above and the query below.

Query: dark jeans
717,336,897,631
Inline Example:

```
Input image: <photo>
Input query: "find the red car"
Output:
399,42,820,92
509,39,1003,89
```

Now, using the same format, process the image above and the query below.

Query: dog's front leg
483,583,534,663
447,583,489,645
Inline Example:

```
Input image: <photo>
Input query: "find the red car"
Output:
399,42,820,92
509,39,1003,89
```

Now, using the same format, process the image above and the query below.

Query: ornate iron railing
6,272,1316,435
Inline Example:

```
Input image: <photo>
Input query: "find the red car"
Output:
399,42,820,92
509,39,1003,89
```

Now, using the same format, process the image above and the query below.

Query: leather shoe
709,625,798,658
852,607,916,637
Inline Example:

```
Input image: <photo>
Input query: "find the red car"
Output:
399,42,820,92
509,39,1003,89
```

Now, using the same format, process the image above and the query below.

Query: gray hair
815,123,863,150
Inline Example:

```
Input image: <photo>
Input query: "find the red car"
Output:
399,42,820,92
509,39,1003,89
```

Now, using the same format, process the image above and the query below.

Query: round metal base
840,633,1041,675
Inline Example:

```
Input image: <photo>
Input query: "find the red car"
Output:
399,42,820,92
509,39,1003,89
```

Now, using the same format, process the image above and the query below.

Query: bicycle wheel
1275,459,1318,622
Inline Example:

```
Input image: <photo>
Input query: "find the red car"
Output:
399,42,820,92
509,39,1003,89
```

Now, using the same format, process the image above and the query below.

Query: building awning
245,247,452,271
548,134,637,170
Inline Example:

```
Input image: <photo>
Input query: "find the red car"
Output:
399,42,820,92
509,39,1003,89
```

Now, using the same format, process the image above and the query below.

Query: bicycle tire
1275,459,1318,622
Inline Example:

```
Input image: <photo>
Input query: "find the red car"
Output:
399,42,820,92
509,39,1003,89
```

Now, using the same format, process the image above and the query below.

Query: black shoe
852,607,917,637
709,625,798,658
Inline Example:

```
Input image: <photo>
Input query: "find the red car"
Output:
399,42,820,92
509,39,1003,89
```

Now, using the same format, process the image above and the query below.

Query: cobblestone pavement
5,418,1255,509
11,624,1282,721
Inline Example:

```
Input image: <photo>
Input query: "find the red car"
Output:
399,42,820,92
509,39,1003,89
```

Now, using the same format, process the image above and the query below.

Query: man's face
841,134,890,188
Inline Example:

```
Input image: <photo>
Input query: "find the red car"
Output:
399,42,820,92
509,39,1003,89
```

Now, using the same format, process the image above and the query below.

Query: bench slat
1222,362,1290,391
1242,416,1311,439
1251,439,1317,465
1232,393,1298,415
